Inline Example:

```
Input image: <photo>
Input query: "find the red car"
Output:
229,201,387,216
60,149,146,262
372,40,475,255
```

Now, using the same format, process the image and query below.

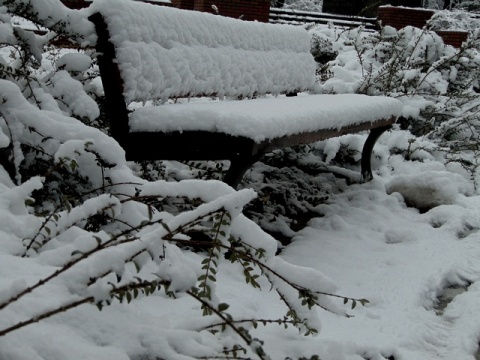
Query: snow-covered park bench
89,0,402,187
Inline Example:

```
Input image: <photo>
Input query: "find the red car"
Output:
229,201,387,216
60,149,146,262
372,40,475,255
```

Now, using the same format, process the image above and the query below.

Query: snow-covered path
271,179,480,359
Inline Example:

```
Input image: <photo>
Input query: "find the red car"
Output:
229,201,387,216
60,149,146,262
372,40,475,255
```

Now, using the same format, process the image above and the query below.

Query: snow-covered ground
264,172,480,360
224,140,480,360
1,1,480,359
3,141,480,360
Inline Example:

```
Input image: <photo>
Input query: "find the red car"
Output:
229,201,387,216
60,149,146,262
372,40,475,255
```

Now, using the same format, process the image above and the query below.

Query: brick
62,0,173,8
377,6,466,48
436,30,468,47
378,6,434,30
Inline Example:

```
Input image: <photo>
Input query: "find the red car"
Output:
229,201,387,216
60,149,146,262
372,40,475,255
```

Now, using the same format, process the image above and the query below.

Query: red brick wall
194,0,270,22
377,6,468,48
62,2,466,46
377,6,434,30
62,0,173,8
436,30,468,48
171,0,194,9
62,0,268,22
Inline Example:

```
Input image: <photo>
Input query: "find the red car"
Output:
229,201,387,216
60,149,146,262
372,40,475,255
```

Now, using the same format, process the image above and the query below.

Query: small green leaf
133,262,141,273
359,299,370,306
149,284,157,294
24,198,35,206
70,159,78,171
161,222,171,234
202,305,213,316
126,291,132,303
218,303,229,312
251,278,260,289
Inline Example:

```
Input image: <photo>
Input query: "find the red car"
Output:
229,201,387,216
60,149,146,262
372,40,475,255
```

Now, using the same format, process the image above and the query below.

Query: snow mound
384,227,418,244
56,53,92,72
386,171,474,210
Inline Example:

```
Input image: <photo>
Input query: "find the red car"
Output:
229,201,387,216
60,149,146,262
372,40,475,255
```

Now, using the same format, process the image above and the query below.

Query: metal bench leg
224,155,260,189
361,125,392,182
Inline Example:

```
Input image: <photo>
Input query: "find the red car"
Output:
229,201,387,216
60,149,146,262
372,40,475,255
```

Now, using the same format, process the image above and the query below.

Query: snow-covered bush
0,1,371,359
312,22,480,187
271,0,323,12
428,8,480,31
426,0,480,11
445,0,480,11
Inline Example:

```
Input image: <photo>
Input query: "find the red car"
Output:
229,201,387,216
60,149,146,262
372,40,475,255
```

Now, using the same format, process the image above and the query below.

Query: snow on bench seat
130,94,402,143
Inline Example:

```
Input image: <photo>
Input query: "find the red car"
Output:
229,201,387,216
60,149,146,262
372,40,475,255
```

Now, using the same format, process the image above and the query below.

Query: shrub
312,22,480,187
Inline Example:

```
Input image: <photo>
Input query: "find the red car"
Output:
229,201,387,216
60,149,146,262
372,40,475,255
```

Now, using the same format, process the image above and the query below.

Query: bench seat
130,94,401,142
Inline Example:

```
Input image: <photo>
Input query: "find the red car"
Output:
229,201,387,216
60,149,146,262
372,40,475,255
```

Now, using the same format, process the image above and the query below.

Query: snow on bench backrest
90,0,316,103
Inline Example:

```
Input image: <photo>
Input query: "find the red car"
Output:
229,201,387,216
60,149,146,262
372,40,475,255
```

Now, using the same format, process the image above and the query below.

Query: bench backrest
89,0,316,103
